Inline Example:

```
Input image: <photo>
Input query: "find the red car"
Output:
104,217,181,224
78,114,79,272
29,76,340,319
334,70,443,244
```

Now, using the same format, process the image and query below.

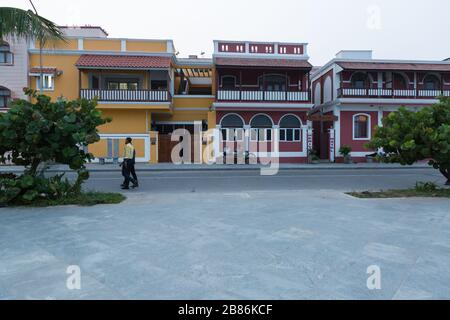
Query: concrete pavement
1,189,449,300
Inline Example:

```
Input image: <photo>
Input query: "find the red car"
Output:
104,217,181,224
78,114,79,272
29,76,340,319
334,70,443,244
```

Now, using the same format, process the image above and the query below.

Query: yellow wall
99,110,149,134
126,41,167,53
30,54,81,100
84,39,122,51
35,39,79,50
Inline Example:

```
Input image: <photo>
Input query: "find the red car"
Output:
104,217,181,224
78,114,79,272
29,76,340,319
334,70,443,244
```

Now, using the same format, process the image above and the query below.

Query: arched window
220,114,244,142
423,74,441,90
221,76,236,90
0,41,13,64
353,114,371,140
0,86,11,108
279,115,302,142
250,114,273,142
259,74,288,92
314,82,322,105
323,76,332,103
351,72,370,89
221,114,244,128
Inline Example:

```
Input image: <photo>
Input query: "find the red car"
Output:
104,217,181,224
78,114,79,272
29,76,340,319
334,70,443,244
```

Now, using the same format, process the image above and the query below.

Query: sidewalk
0,162,431,173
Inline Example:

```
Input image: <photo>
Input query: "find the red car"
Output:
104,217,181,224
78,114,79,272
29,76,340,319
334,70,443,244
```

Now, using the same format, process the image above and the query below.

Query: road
80,168,444,194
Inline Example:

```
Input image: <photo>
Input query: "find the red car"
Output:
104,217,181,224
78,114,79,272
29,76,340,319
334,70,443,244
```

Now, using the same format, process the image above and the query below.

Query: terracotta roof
75,55,171,69
337,61,450,72
215,57,312,69
29,67,58,74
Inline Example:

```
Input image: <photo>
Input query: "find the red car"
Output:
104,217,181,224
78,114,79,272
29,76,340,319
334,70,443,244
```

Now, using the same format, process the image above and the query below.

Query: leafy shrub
339,145,352,157
0,90,109,205
0,173,89,205
368,97,450,185
415,181,439,193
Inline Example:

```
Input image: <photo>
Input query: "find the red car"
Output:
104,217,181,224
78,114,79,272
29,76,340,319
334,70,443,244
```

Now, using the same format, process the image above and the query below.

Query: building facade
0,36,29,111
1,28,450,164
212,41,314,163
311,50,450,162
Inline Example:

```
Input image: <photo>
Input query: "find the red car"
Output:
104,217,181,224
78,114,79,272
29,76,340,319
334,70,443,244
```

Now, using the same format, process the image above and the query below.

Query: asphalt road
79,168,444,194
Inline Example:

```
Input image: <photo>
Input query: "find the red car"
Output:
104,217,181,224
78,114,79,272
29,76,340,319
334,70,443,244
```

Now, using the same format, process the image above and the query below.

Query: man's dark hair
126,137,133,143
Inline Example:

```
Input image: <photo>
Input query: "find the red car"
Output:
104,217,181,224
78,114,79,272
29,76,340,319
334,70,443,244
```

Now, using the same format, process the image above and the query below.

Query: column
214,125,222,164
329,129,335,162
272,125,280,159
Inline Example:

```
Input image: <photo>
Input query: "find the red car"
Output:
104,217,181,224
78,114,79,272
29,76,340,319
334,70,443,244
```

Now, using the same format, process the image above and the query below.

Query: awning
75,55,172,70
337,61,450,72
215,57,313,69
29,67,59,76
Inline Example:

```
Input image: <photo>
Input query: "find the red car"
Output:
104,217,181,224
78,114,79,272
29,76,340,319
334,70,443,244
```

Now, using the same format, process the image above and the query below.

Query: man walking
121,137,138,190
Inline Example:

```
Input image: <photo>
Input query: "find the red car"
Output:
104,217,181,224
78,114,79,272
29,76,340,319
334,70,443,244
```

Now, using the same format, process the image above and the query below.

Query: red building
311,50,450,162
212,40,314,163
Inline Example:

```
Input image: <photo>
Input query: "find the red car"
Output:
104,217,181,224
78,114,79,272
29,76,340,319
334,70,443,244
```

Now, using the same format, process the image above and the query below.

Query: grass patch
4,192,126,208
348,183,450,199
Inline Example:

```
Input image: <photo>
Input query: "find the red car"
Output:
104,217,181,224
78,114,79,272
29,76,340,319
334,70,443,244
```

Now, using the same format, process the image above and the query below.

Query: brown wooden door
158,134,196,163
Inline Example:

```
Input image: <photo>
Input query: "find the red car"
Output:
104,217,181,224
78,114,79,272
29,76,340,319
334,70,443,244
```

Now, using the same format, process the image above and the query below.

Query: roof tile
76,55,171,69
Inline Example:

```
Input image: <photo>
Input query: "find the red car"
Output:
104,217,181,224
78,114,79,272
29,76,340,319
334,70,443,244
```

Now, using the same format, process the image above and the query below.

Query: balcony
338,88,450,99
80,89,171,102
217,90,310,102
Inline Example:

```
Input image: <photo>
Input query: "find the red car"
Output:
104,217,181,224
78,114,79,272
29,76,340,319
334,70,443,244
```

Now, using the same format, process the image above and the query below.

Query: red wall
340,111,378,152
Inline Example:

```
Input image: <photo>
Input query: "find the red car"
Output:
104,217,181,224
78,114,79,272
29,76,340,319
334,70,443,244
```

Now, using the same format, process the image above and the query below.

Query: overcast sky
4,0,450,65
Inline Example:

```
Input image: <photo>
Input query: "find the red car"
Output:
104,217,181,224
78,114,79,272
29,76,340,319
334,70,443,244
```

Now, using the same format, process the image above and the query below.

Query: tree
368,97,450,185
0,6,66,92
0,90,111,186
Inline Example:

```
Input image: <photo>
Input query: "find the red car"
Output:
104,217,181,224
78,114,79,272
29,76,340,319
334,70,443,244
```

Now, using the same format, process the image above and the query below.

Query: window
0,41,13,64
222,128,244,142
353,114,370,140
221,76,236,90
259,74,288,92
0,87,11,108
36,75,54,91
279,115,302,142
151,80,167,91
250,114,273,142
250,128,272,142
351,73,369,89
107,81,139,91
423,74,440,90
220,114,245,142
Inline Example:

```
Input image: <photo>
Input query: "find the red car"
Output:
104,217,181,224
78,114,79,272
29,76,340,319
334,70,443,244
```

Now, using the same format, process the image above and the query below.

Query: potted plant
339,145,353,164
308,148,320,164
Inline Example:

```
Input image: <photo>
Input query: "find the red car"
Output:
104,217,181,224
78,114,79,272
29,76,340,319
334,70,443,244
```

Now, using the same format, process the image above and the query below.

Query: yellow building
28,26,215,163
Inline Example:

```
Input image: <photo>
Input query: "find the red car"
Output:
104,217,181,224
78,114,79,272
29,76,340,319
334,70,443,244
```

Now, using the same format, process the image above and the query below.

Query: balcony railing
338,88,450,99
80,89,171,102
217,90,310,102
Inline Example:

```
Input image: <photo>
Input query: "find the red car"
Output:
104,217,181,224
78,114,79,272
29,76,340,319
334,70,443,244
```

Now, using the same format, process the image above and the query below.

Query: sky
4,0,450,65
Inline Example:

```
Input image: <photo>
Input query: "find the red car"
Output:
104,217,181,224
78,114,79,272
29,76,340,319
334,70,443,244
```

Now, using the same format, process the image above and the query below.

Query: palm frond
0,7,66,43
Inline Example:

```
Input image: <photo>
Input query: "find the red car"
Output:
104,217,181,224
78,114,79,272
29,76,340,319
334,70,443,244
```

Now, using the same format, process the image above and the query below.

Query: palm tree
0,6,66,93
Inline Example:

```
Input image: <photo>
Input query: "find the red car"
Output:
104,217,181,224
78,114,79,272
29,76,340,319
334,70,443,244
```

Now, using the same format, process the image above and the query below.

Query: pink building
311,50,450,162
212,40,314,163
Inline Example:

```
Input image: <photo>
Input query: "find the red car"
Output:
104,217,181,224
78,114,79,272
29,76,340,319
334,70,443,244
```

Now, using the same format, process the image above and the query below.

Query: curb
0,165,431,174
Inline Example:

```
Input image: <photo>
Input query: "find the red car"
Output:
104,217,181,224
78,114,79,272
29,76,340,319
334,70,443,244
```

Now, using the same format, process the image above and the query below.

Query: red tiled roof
337,61,450,72
75,55,171,69
215,57,312,69
29,67,58,74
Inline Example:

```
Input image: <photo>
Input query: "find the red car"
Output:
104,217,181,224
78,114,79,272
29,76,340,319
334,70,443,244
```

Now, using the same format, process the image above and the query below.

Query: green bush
368,97,450,185
0,90,110,205
339,145,352,157
0,173,89,205
415,181,439,193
